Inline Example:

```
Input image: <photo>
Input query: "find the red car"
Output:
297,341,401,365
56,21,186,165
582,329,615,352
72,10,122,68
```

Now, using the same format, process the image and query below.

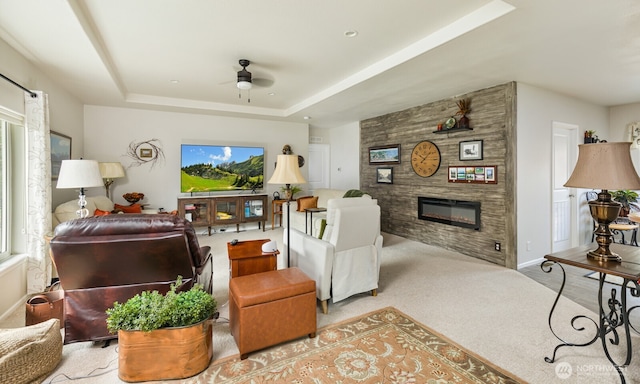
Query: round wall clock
411,140,441,177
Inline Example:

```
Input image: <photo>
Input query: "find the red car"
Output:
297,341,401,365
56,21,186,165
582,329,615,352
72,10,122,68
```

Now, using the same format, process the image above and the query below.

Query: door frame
551,121,579,252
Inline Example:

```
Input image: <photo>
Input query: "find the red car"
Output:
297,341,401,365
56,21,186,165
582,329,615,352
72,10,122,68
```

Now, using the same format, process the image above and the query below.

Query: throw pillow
343,189,368,198
94,208,111,216
296,196,318,212
297,196,319,212
295,196,311,212
318,219,327,239
114,203,142,213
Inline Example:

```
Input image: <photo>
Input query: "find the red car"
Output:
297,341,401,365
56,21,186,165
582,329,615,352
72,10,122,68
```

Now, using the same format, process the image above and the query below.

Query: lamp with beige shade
564,142,640,262
99,162,125,200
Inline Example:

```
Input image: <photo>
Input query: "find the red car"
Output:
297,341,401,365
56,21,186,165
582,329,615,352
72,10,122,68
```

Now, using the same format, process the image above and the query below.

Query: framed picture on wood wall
50,131,72,180
376,167,393,184
369,144,401,164
459,140,483,161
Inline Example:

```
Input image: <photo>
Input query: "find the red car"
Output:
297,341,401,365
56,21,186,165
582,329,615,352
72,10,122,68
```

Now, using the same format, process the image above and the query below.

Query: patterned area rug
192,307,524,383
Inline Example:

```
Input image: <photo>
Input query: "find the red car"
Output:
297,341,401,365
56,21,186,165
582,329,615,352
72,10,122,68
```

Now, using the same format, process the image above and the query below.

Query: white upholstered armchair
286,198,383,314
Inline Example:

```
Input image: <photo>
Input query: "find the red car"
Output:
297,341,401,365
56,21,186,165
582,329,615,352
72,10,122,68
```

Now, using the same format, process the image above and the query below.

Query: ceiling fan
236,59,253,90
234,59,274,103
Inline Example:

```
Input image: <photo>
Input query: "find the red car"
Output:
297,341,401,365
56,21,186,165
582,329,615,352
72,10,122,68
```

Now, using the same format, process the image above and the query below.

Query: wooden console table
541,244,640,383
227,239,279,278
177,194,267,235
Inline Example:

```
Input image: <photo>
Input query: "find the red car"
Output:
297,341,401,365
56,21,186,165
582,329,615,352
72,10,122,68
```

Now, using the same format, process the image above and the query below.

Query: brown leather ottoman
229,267,316,359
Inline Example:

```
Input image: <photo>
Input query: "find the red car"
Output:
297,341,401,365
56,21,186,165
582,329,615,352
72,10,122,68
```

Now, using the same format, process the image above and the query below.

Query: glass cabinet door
242,196,267,221
214,198,239,224
181,200,209,226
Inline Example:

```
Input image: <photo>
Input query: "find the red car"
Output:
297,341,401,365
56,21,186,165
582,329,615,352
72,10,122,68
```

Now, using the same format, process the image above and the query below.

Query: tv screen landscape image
181,144,264,193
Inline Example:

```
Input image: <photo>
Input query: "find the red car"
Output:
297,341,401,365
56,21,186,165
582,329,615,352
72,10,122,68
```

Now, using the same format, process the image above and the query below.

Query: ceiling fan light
237,80,252,90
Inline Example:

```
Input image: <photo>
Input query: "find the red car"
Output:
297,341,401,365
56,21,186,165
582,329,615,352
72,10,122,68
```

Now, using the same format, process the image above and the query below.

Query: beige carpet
3,226,639,383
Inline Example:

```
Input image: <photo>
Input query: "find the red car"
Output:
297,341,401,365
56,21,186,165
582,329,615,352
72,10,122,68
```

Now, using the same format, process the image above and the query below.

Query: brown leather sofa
49,214,212,344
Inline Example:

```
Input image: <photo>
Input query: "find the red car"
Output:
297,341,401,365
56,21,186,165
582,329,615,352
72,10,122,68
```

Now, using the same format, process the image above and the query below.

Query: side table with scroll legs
541,244,640,384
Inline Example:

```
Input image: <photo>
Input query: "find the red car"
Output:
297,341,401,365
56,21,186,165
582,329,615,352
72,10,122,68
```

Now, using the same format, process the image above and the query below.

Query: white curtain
24,91,52,293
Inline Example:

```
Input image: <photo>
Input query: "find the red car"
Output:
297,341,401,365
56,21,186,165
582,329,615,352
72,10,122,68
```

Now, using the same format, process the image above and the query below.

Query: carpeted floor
3,226,640,383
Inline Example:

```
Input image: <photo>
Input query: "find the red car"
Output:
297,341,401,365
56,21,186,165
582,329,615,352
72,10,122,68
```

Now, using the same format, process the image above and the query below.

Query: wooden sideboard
177,194,267,235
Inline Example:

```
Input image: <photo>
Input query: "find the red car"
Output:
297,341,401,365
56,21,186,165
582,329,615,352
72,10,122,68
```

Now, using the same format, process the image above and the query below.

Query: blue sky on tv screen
181,144,263,167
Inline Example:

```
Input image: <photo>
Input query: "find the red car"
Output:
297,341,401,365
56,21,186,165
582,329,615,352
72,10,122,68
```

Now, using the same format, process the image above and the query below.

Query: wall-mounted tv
181,144,264,193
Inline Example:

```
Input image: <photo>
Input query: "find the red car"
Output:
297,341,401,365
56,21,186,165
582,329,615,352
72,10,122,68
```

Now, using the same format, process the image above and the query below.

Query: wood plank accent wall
360,82,517,268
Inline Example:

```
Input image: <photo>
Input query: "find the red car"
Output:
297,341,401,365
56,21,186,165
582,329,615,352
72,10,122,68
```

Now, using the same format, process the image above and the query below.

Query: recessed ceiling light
303,116,312,120
344,30,358,38
268,92,275,96
170,80,179,84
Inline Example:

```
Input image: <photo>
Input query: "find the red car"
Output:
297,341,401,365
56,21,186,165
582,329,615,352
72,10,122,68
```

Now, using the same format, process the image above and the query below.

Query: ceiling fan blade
252,78,274,88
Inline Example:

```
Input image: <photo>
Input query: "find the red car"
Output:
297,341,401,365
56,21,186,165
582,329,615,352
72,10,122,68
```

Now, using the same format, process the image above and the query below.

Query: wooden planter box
117,319,213,382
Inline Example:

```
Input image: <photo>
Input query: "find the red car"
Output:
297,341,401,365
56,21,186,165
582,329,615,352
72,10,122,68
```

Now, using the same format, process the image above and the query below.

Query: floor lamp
98,162,125,200
564,142,640,262
267,154,306,268
56,159,104,218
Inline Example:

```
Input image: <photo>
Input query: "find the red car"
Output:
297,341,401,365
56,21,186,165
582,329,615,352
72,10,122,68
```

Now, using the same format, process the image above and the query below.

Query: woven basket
0,318,62,384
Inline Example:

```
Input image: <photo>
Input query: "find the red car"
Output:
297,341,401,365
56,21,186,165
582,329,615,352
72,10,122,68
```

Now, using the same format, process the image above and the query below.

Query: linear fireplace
418,197,481,230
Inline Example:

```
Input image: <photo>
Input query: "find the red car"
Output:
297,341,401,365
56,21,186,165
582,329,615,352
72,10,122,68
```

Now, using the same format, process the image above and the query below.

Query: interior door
307,144,330,192
552,122,578,252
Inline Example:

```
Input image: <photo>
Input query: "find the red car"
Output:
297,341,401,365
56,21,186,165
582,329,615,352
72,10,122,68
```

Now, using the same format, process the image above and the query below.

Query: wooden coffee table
227,239,279,278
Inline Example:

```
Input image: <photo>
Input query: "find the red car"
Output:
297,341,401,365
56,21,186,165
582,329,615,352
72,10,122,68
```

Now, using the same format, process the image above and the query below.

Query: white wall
328,122,361,190
83,106,309,210
516,83,609,268
610,103,640,171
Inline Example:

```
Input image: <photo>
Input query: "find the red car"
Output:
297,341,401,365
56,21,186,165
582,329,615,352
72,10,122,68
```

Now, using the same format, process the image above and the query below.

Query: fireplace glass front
418,197,481,230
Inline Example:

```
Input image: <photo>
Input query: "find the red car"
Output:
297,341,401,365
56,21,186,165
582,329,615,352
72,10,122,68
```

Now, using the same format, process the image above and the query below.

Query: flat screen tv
180,144,264,193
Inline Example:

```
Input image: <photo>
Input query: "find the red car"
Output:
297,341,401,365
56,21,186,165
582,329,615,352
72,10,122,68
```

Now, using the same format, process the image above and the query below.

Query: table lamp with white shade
56,159,104,218
98,162,125,200
564,142,640,262
267,154,306,267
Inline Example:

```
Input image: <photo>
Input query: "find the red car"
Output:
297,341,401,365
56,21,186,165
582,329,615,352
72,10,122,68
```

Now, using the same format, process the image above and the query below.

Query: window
0,121,7,256
0,107,26,263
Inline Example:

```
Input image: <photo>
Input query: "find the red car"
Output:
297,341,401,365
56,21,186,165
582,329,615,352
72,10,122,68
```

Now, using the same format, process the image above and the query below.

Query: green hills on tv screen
180,145,264,193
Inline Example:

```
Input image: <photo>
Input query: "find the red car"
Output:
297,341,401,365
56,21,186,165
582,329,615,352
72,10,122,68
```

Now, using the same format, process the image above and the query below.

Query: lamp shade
98,162,125,179
564,142,640,190
268,155,306,185
56,159,104,189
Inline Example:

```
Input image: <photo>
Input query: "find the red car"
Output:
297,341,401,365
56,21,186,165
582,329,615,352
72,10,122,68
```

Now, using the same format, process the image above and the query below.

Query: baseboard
517,256,545,270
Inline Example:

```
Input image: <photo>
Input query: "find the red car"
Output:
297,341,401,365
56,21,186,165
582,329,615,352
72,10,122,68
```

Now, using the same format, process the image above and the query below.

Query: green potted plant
611,190,639,217
106,276,217,382
281,184,302,201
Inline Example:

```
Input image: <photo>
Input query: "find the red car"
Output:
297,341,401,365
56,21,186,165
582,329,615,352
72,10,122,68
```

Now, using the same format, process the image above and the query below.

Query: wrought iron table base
541,260,640,384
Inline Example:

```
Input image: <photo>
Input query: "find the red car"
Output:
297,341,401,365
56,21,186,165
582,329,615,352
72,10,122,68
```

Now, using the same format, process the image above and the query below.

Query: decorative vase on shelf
458,115,470,129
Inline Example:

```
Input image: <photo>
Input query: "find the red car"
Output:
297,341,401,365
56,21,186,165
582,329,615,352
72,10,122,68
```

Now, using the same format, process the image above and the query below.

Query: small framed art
459,140,483,161
50,131,72,180
140,148,153,158
376,167,393,184
369,144,401,164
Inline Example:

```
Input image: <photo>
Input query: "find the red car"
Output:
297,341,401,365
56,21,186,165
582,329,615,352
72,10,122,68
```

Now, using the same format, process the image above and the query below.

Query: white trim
517,256,545,270
0,105,24,125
